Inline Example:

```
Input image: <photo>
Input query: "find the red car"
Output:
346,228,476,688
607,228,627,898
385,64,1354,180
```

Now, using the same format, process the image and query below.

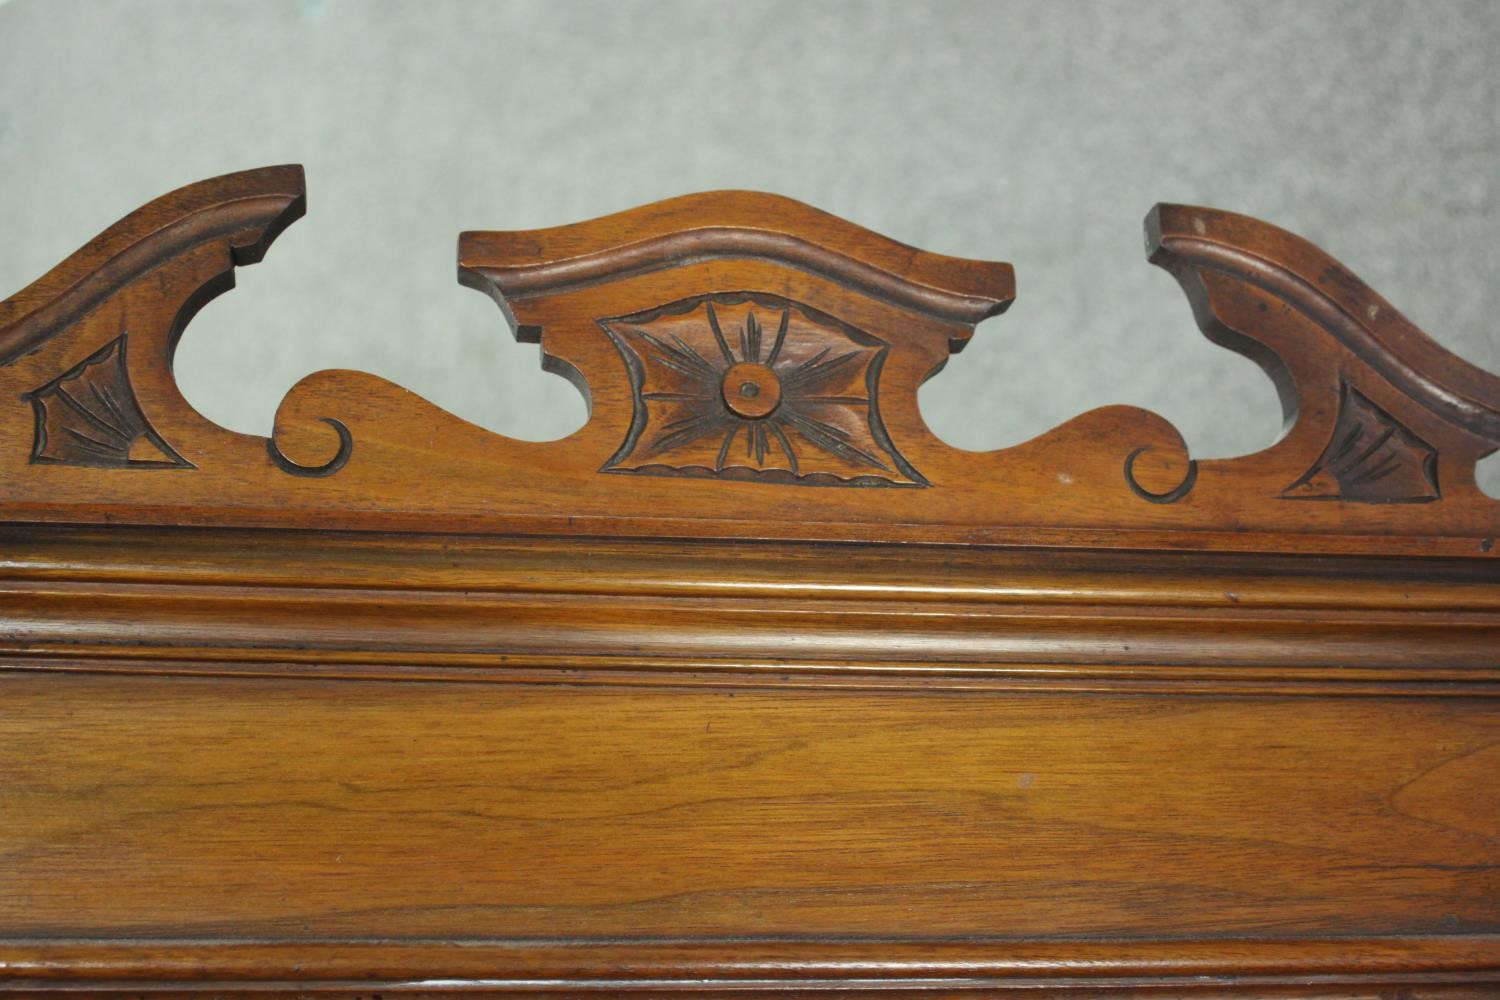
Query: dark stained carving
24,335,191,469
1283,381,1439,503
0,168,1496,555
599,292,925,487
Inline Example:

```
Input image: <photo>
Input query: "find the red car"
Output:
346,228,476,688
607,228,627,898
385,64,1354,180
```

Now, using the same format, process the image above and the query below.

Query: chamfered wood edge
2,936,1498,995
6,982,1497,1000
0,165,306,367
2,982,1495,999
457,190,1016,335
0,507,1496,559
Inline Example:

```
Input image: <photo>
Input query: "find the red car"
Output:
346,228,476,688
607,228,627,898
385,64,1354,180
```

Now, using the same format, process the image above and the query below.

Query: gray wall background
3,0,1498,492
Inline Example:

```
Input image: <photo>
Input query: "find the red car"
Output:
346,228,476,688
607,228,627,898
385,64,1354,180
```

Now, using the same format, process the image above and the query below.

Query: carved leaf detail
25,335,191,469
1282,382,1437,503
599,293,924,487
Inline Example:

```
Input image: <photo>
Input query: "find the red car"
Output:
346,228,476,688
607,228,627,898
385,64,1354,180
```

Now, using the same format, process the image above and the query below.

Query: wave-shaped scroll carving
0,166,1494,556
1140,204,1499,527
1147,205,1500,446
0,166,305,367
0,165,360,487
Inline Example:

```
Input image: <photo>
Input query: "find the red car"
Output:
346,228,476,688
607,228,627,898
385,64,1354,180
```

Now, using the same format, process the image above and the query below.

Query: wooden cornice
0,166,1495,555
2,523,1497,698
459,189,1017,331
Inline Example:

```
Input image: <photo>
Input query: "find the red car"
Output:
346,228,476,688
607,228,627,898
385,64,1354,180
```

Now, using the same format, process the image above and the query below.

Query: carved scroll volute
457,192,1015,487
0,166,357,495
1,164,1494,553
1147,204,1500,507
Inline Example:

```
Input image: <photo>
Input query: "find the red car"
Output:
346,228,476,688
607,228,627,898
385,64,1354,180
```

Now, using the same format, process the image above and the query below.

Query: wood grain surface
6,673,1499,940
0,168,1494,554
2,168,1498,997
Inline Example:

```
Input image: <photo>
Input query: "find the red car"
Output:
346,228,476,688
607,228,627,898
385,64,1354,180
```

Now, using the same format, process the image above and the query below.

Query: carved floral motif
599,292,925,487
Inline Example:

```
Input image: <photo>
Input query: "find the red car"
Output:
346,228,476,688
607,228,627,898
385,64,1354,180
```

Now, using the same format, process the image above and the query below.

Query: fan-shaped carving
1282,382,1439,503
0,167,1495,556
25,335,189,469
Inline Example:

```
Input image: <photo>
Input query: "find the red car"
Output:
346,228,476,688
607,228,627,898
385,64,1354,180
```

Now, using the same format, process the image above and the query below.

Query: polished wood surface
0,168,1496,554
8,674,1500,938
1,167,1497,997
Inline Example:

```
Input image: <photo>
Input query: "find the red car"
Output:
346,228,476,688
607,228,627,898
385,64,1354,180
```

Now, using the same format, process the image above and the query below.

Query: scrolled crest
0,168,1492,556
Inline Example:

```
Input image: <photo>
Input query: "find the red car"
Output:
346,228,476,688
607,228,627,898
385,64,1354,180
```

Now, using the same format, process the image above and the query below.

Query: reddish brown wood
0,167,1494,553
1,167,1498,997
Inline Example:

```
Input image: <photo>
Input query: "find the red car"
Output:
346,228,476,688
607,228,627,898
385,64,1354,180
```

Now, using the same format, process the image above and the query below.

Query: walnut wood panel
3,675,1498,970
2,167,1498,997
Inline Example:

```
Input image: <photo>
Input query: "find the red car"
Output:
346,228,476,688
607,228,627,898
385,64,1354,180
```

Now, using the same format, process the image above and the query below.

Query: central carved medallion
720,360,782,419
599,292,925,487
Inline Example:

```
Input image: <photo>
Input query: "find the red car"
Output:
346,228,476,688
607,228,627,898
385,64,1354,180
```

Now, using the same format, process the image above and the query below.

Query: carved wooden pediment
2,168,1497,999
0,166,1495,553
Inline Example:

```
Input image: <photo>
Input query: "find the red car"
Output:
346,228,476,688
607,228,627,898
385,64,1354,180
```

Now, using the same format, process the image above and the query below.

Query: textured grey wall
3,0,1497,491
